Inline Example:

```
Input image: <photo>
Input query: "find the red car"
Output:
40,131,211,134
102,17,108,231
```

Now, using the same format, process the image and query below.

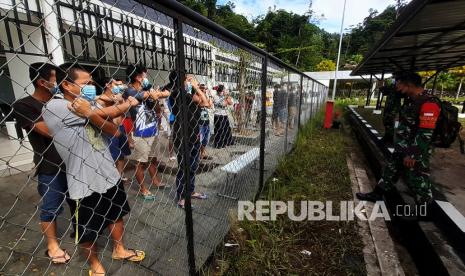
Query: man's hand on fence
149,88,170,100
127,96,140,107
114,93,124,103
68,98,92,118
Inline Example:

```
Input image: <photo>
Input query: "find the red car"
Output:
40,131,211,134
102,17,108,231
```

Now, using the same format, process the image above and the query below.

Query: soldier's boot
356,185,385,202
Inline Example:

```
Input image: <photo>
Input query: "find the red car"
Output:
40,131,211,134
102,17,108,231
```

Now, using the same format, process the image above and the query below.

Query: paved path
0,105,316,275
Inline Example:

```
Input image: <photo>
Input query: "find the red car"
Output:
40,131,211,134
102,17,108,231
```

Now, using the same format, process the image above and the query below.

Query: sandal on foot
45,249,70,264
112,249,145,262
191,192,208,200
89,270,105,276
139,192,155,201
153,183,167,188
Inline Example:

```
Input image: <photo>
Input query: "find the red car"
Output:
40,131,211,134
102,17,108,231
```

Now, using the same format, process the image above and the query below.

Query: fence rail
0,0,328,275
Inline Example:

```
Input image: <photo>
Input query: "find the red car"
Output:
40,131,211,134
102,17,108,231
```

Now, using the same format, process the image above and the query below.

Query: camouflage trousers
379,152,433,202
383,114,396,139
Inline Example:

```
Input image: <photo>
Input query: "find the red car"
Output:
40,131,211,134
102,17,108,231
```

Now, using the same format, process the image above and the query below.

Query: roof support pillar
366,74,373,106
376,72,385,109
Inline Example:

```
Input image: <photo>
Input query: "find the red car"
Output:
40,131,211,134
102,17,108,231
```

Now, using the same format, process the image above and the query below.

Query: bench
217,147,260,200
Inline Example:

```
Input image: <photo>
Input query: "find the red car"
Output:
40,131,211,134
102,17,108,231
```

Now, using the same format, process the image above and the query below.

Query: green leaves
315,59,336,71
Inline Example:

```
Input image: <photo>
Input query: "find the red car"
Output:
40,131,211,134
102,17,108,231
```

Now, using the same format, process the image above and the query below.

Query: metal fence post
284,72,291,153
173,16,196,276
297,74,303,129
255,55,268,202
310,81,315,118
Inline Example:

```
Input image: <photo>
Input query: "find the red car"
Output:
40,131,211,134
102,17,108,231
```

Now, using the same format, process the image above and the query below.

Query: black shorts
70,181,130,244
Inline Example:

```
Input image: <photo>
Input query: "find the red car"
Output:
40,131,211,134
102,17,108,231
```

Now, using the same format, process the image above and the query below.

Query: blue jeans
176,142,200,199
37,172,68,222
199,124,210,147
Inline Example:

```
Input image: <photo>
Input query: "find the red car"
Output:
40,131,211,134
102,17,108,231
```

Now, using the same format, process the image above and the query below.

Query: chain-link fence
0,0,328,275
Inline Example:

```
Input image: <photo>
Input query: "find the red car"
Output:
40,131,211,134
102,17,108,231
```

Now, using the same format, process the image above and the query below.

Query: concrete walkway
0,105,315,275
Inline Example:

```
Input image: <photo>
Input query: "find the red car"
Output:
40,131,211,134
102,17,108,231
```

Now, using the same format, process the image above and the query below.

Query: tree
342,54,363,70
315,59,336,71
437,72,455,98
346,6,397,56
254,9,324,70
175,1,401,73
205,0,217,19
449,66,465,99
418,71,436,88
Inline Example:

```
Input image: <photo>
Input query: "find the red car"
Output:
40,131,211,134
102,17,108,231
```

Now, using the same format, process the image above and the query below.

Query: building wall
1,0,289,101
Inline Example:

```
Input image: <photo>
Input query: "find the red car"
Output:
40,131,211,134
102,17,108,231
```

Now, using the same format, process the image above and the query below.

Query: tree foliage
176,1,398,71
315,59,336,71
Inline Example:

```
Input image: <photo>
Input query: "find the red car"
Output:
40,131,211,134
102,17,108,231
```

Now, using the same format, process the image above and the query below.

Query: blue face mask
81,85,97,101
186,82,193,94
112,85,121,94
50,83,60,95
142,78,151,90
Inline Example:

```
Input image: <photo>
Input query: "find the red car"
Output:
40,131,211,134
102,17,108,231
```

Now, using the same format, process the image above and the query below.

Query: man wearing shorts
43,63,145,275
199,83,213,160
125,64,170,200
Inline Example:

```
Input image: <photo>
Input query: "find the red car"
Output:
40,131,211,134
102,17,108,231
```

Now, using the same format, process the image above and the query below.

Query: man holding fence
43,63,145,275
13,62,71,264
124,64,170,200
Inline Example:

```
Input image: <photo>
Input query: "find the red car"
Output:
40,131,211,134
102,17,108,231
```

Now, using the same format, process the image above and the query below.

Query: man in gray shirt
42,63,145,275
44,97,120,198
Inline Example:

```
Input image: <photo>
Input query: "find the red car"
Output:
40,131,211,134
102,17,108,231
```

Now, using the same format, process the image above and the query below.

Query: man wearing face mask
170,74,210,209
357,72,441,205
96,78,139,178
124,64,170,200
12,62,71,264
42,63,145,275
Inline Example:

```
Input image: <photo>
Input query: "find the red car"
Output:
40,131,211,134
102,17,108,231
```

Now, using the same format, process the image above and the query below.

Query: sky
217,0,408,33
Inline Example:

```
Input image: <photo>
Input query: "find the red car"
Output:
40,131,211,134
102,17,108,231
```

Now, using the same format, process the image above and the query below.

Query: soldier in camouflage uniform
381,82,402,144
357,72,440,204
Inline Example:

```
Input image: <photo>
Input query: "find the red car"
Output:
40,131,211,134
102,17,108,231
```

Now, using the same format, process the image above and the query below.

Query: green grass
202,111,366,276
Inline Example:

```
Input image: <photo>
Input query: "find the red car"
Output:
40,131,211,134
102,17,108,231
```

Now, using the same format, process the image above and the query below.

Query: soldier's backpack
430,98,462,148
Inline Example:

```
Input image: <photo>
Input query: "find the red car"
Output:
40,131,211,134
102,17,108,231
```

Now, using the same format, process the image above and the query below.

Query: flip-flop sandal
112,249,145,262
153,183,167,188
191,192,208,200
139,192,155,201
89,270,105,276
45,249,70,264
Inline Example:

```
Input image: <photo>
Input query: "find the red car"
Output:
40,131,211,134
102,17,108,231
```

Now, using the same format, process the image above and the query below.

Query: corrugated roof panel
352,0,465,75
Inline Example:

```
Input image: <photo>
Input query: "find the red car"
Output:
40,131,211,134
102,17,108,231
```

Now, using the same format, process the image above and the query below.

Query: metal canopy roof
351,0,465,76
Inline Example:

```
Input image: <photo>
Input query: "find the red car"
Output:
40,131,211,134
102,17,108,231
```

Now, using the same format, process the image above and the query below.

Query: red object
324,101,334,129
419,102,441,129
122,117,134,133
